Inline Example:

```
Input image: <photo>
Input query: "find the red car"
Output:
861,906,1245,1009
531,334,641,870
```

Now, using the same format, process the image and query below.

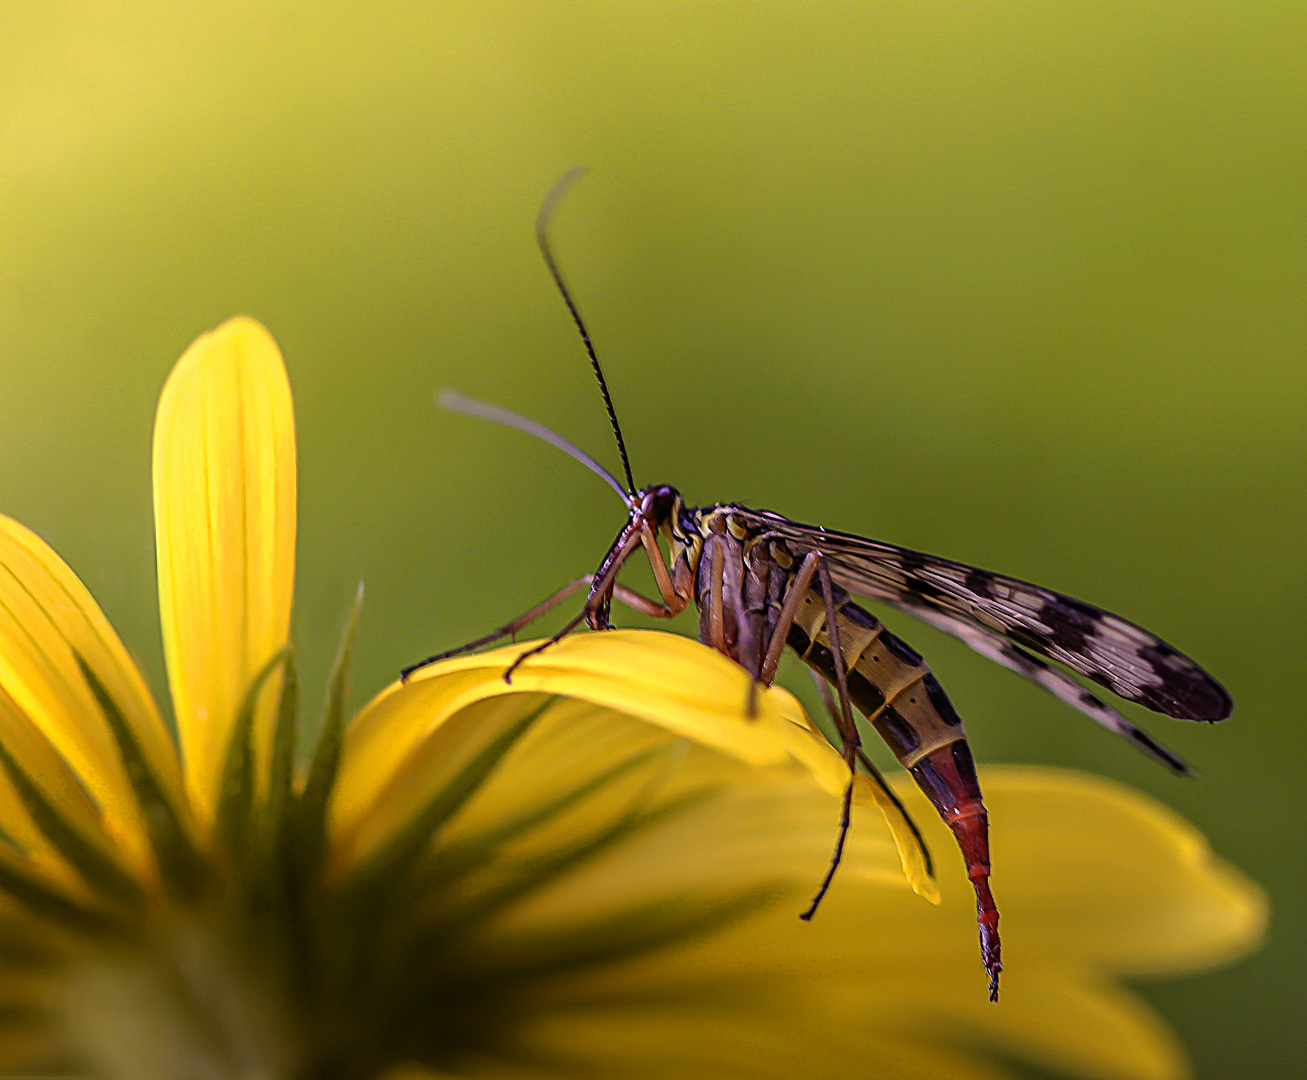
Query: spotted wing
735,507,1232,723
893,596,1194,774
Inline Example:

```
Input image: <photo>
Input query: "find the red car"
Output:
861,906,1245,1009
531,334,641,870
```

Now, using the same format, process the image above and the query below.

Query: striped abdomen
788,583,1001,997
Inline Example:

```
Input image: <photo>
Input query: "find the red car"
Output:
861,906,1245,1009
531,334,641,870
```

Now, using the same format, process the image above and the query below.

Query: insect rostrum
406,174,1231,1002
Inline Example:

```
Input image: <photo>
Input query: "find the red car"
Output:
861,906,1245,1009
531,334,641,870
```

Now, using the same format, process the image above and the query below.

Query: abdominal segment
787,584,1002,999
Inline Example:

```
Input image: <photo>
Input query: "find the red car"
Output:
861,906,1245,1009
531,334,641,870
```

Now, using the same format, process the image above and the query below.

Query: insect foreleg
608,582,686,618
401,575,596,680
502,527,647,682
637,522,691,615
501,521,692,683
400,553,684,684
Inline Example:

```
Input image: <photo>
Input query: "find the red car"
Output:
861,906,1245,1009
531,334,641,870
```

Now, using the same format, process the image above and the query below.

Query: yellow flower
0,318,1264,1080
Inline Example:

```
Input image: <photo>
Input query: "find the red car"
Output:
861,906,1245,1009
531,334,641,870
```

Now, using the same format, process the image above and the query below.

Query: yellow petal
908,972,1189,1080
514,1002,1018,1080
359,697,907,906
0,685,119,893
441,710,917,971
332,631,934,897
547,768,1262,1080
0,515,181,871
980,768,1268,975
153,317,296,823
577,767,1264,982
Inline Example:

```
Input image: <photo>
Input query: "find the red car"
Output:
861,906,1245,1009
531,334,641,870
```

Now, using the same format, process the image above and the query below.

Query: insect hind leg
797,552,861,921
799,668,860,923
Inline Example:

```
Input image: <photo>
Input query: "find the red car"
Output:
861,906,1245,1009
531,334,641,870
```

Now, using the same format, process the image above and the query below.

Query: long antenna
439,390,631,506
536,168,638,497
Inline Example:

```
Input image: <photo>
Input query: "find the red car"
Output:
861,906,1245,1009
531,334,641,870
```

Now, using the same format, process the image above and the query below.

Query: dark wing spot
898,550,927,572
1134,646,1233,720
964,568,996,599
1046,595,1099,653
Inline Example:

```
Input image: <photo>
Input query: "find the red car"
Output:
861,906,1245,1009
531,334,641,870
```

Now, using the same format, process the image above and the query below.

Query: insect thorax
668,504,800,606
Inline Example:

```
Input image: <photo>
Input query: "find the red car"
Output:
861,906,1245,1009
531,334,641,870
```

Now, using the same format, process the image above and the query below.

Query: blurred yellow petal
0,515,180,871
153,316,296,822
434,704,907,934
0,685,122,893
922,973,1187,1080
536,766,1264,1080
514,1001,1017,1080
981,769,1268,975
332,630,934,898
323,644,1262,1080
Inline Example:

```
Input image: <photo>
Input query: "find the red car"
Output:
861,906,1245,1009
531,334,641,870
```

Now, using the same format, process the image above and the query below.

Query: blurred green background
0,2,1301,1076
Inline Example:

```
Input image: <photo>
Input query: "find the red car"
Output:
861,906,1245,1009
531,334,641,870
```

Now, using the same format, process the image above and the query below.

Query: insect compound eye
640,485,678,526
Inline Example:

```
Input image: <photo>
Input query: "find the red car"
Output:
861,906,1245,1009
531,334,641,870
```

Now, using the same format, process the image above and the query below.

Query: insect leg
738,552,774,715
608,582,686,618
727,552,761,696
637,523,691,615
855,749,934,878
401,576,595,680
750,548,827,720
747,555,774,681
786,588,1002,999
400,565,680,683
805,669,935,880
799,552,862,922
758,556,819,685
503,527,646,681
502,610,589,683
700,533,754,659
703,534,728,653
754,551,854,725
502,518,692,682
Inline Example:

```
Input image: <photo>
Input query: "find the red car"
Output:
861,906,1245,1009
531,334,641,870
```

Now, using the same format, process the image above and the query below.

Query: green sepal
294,582,364,876
214,646,294,859
308,697,554,1027
0,738,141,909
464,887,777,987
0,849,127,939
395,791,779,1046
238,650,303,936
419,784,718,940
407,744,668,906
75,655,206,900
265,646,301,844
342,695,553,899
